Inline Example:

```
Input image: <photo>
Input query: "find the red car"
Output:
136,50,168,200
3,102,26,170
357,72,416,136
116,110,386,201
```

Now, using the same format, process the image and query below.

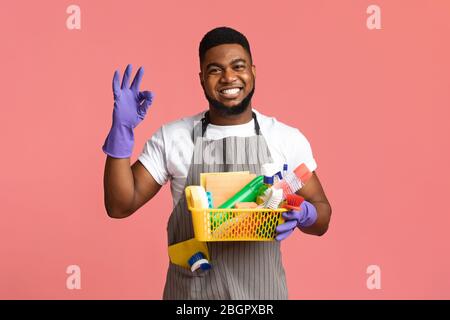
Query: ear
252,64,256,79
199,71,205,88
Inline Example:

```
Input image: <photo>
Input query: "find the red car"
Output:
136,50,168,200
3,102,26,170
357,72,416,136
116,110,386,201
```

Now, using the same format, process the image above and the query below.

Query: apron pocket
166,261,227,299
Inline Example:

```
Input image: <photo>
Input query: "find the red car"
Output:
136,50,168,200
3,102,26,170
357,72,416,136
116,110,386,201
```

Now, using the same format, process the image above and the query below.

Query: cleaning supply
206,191,214,208
168,238,210,269
212,176,264,229
262,163,278,177
188,252,211,272
185,186,209,209
255,190,286,238
274,163,285,183
273,163,312,197
282,194,304,211
256,175,274,205
282,164,288,179
218,175,264,209
235,202,258,209
202,172,256,207
255,163,277,205
274,171,283,183
262,188,284,209
186,186,219,230
200,171,250,188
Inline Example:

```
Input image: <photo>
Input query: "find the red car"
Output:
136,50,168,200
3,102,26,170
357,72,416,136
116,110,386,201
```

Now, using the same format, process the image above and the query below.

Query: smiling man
102,27,332,300
201,42,255,123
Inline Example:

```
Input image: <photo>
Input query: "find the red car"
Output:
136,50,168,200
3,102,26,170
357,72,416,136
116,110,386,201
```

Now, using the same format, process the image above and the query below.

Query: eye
208,68,221,74
234,64,245,70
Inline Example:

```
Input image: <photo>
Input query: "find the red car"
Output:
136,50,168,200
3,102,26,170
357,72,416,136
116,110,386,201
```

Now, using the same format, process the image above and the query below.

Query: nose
219,67,238,83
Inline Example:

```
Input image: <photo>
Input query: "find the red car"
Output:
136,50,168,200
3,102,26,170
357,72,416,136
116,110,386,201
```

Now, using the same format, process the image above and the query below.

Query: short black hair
199,26,252,65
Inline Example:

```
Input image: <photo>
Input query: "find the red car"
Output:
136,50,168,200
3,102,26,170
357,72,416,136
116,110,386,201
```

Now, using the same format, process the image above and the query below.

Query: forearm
298,201,332,236
103,156,135,218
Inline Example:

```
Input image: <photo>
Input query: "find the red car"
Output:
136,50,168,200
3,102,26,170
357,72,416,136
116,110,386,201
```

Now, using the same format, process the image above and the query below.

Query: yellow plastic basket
186,187,286,242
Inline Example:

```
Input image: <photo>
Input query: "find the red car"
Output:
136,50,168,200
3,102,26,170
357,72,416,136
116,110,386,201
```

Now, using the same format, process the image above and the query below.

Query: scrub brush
262,188,283,209
273,163,312,197
282,194,304,211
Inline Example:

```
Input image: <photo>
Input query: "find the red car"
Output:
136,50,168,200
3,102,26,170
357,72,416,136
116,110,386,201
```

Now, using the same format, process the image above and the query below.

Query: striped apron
163,111,288,300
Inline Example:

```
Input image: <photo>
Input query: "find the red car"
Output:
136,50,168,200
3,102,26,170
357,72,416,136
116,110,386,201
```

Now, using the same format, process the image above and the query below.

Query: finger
130,66,144,91
275,229,294,241
276,220,297,233
137,100,150,119
137,91,154,119
121,64,132,89
282,211,299,221
112,70,121,94
139,90,154,103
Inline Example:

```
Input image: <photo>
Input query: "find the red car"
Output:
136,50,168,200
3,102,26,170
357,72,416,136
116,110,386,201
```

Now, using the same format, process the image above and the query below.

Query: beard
203,83,255,116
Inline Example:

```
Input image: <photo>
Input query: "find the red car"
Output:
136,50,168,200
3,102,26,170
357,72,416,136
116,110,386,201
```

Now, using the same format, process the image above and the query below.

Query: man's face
200,44,256,115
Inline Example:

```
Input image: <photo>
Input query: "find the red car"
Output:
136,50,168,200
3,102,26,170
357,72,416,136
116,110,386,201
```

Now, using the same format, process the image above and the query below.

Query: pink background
1,0,449,299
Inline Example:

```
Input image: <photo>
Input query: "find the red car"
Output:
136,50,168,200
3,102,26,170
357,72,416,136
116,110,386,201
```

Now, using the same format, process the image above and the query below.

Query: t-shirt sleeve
287,129,318,173
137,127,170,186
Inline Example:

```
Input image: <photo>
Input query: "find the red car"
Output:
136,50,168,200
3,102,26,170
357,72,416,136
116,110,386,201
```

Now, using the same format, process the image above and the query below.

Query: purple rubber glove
102,64,154,158
275,200,318,241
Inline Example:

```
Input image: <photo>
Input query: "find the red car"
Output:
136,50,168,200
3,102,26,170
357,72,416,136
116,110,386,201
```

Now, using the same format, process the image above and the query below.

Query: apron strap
201,111,261,137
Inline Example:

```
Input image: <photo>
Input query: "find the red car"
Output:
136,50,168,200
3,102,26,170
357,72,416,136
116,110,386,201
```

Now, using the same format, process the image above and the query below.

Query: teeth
222,88,240,95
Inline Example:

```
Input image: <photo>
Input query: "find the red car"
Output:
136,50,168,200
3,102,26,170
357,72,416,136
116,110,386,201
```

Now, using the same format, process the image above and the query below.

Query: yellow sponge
185,185,209,209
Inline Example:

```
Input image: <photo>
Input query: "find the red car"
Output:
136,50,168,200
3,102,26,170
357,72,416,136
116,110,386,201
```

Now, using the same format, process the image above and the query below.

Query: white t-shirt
138,109,317,207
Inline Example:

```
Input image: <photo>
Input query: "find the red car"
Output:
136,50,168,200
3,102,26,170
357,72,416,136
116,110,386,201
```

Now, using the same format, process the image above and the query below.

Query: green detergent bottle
218,175,264,209
210,176,264,230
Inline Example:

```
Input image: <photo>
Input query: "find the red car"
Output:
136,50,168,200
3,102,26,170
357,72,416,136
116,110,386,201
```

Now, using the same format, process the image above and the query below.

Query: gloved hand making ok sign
275,201,318,241
102,64,154,158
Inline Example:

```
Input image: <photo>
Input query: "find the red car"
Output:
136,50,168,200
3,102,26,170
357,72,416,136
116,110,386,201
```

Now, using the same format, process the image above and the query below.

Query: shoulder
159,110,205,137
254,108,316,170
154,110,205,159
254,109,309,142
